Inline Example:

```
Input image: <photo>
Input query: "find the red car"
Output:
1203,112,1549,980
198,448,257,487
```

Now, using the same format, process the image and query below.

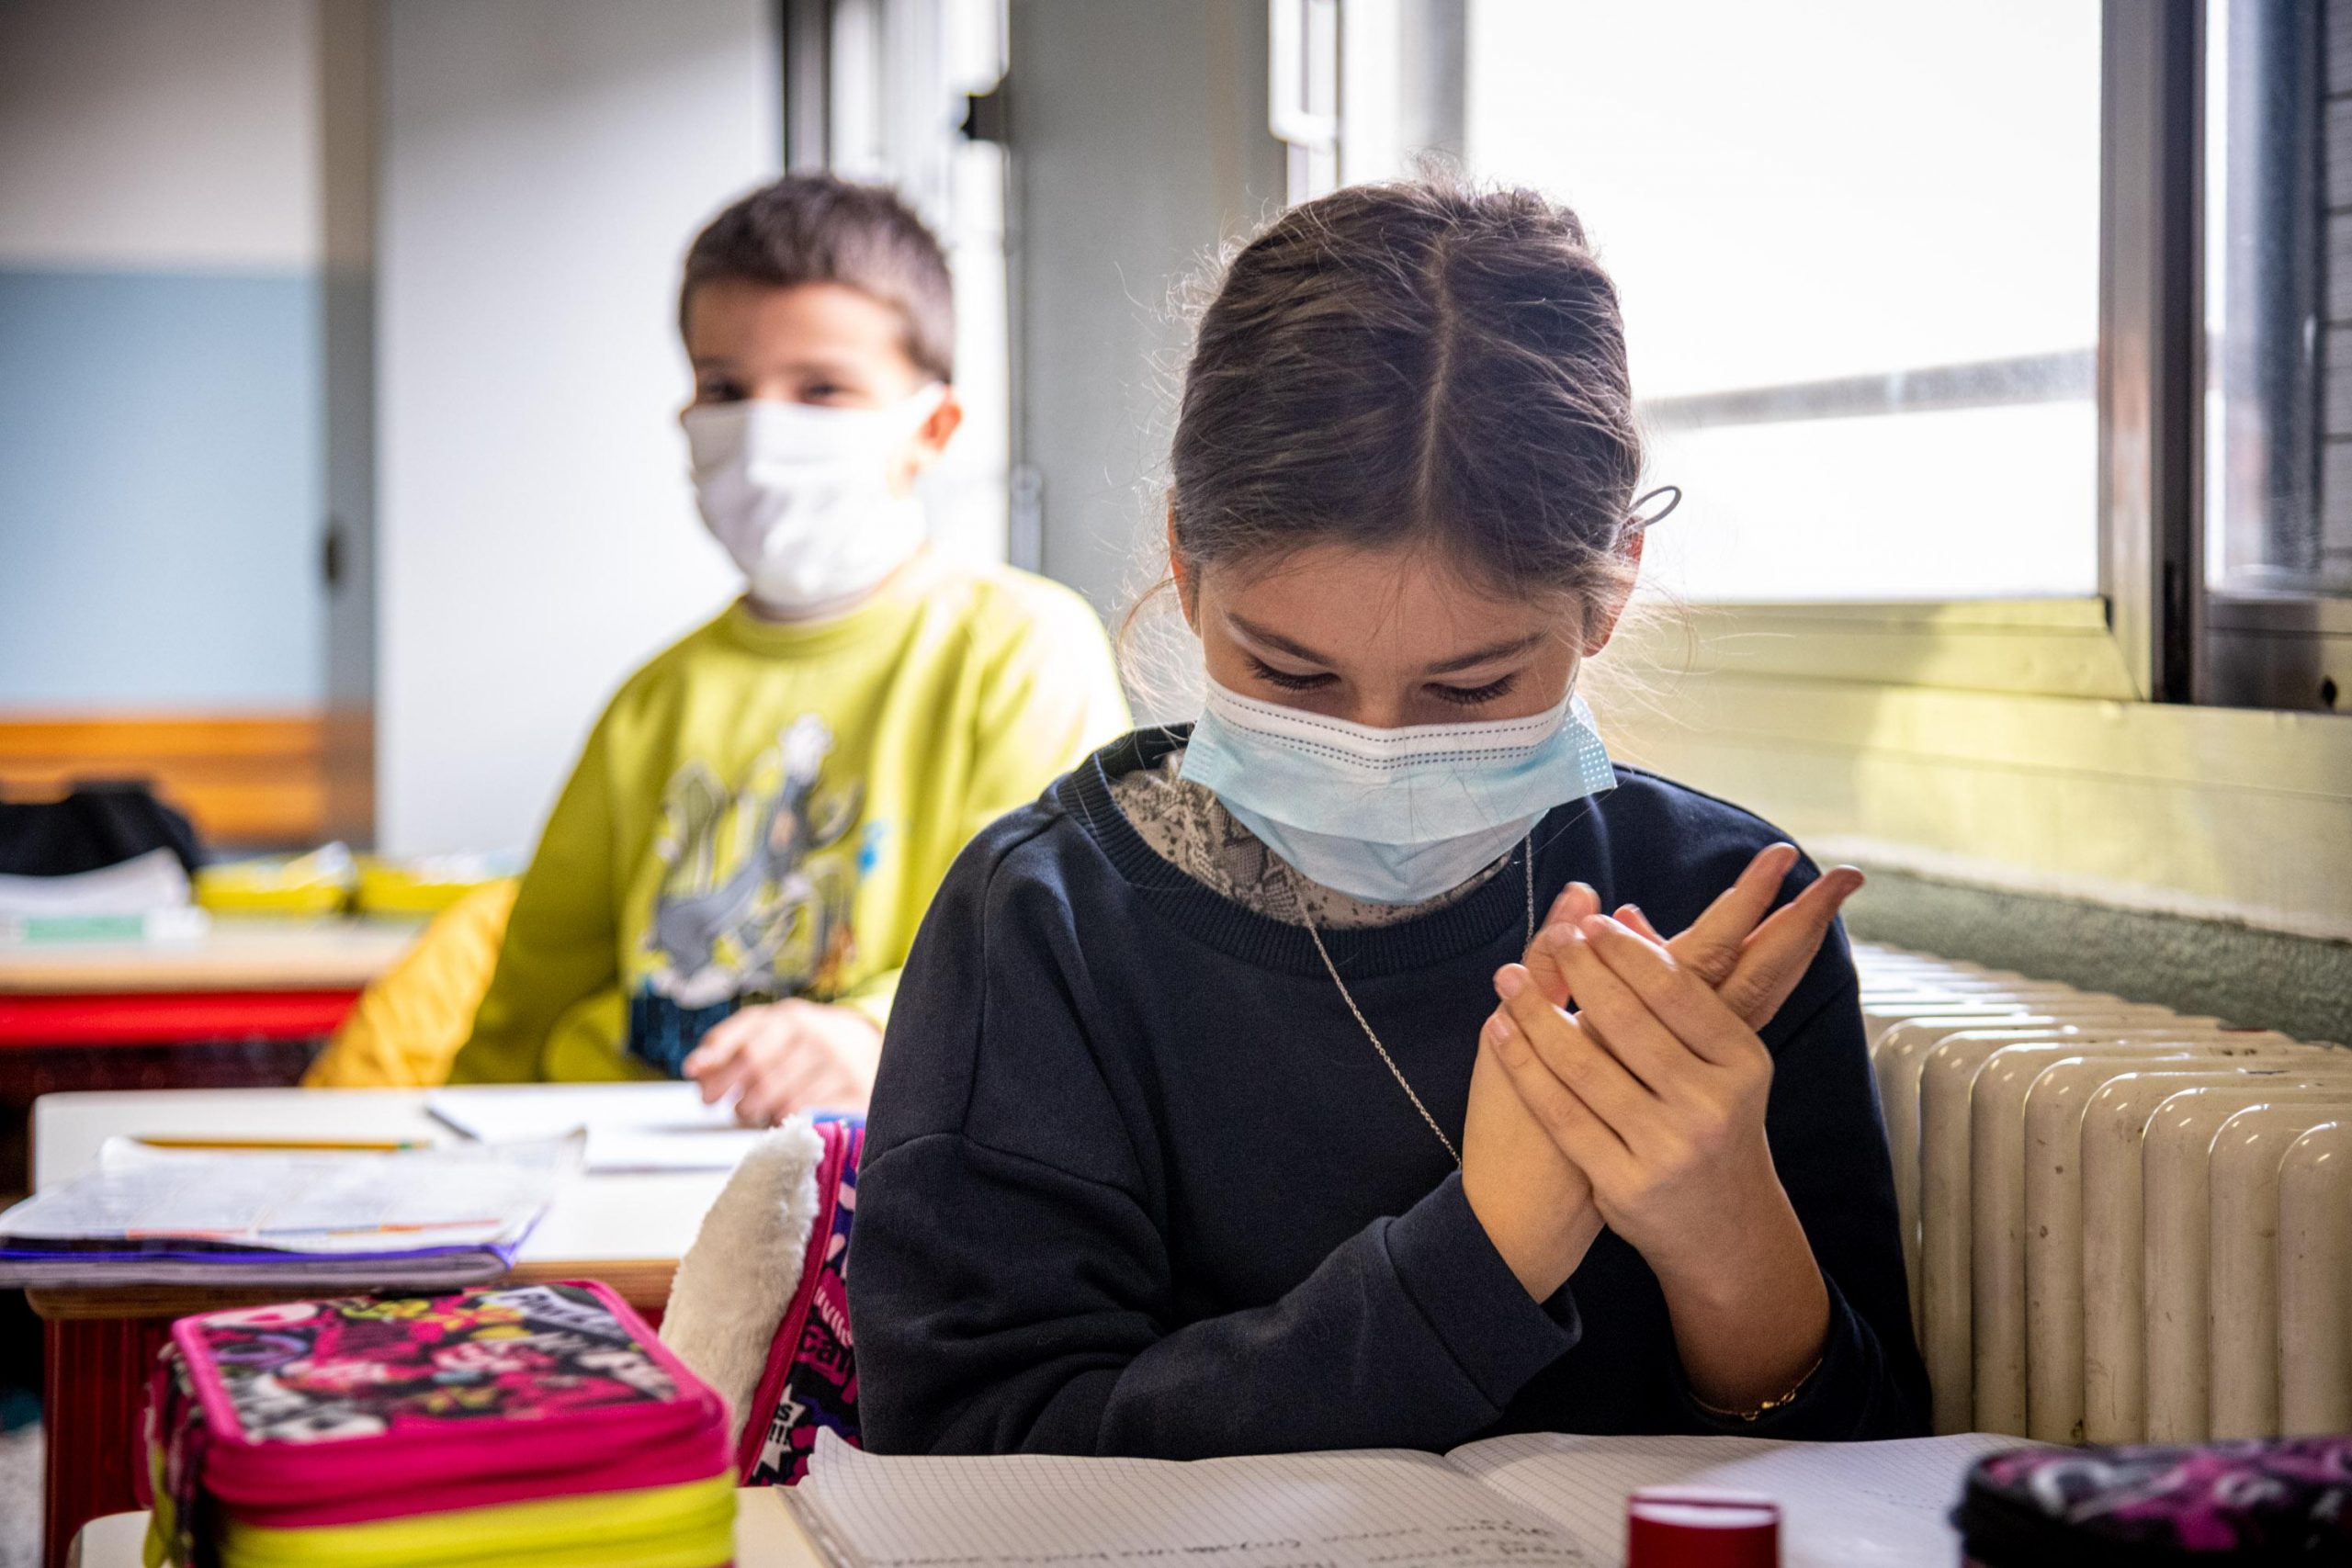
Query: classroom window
2197,0,2352,711
2205,0,2340,597
2201,0,2352,612
1460,0,2104,605
796,0,1013,570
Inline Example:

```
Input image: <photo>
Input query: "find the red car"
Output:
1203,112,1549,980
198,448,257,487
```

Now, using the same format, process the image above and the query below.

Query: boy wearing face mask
447,176,1129,1122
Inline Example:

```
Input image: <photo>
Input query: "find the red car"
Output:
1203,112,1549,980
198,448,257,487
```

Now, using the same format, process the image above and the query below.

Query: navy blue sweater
852,728,1928,1457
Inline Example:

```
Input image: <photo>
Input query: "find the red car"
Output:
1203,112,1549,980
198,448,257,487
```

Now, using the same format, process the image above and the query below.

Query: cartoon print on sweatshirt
627,715,865,1075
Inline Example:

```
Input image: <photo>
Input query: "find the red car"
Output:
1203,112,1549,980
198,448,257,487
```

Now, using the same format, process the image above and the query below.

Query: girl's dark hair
680,174,955,382
1169,177,1642,613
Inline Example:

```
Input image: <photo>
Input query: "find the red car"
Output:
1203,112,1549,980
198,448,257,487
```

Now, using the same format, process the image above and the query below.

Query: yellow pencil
135,1135,420,1153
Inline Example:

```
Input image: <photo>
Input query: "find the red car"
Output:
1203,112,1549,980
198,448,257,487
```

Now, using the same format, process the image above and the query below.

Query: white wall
0,0,321,271
377,0,781,854
0,0,330,710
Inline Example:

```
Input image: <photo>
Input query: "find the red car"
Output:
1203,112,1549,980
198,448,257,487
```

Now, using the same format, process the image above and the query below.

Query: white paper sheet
0,1134,571,1252
1453,1431,2024,1568
426,1083,766,1171
0,847,190,916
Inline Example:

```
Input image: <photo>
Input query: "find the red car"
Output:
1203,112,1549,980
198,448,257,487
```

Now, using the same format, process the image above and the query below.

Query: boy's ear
888,389,962,498
1580,528,1643,656
914,388,963,459
1166,505,1200,631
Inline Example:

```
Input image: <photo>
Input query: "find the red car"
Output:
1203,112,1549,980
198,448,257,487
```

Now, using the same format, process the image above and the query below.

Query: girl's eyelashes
1428,673,1521,707
696,378,746,402
1242,657,1522,706
1245,656,1335,693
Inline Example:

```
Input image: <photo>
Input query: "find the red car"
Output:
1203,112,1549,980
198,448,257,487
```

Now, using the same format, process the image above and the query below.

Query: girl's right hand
1527,843,1860,1031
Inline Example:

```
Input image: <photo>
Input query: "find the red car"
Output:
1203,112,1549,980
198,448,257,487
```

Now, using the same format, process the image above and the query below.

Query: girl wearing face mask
850,178,1928,1456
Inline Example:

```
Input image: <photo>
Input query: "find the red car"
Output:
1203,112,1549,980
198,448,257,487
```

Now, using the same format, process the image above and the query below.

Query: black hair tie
1627,484,1682,530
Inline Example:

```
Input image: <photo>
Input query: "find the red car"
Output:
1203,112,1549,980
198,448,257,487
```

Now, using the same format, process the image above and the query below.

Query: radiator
1853,942,2351,1445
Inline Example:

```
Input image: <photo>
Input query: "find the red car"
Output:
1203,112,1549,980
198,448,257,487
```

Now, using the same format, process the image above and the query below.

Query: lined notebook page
1453,1432,2025,1568
791,1430,2030,1568
792,1434,1601,1568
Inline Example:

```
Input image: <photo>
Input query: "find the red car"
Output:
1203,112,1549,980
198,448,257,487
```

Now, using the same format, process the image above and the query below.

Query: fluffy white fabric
660,1116,826,1448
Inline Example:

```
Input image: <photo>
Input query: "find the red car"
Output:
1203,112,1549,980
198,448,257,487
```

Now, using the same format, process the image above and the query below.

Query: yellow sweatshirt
449,554,1129,1083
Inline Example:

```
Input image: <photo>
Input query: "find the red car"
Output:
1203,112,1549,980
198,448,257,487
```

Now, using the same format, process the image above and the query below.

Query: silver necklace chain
1295,835,1538,1168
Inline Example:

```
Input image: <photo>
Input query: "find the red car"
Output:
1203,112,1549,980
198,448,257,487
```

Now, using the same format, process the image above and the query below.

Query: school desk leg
42,1315,166,1568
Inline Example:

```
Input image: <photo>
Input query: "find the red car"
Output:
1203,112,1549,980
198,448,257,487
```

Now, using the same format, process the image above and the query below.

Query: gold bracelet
1690,1350,1826,1422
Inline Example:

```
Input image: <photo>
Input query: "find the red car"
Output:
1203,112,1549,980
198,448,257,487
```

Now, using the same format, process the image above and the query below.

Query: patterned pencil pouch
141,1279,735,1568
659,1113,865,1487
1956,1437,2352,1564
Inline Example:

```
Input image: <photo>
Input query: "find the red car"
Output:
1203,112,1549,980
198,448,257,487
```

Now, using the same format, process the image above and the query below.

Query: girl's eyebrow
1226,614,1334,666
1226,615,1547,674
1423,631,1548,674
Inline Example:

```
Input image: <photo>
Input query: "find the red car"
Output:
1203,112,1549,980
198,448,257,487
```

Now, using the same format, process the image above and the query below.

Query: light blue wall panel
0,267,324,706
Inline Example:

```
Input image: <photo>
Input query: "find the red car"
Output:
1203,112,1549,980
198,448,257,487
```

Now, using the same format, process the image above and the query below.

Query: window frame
781,0,1018,570
2102,0,2202,705
1446,0,2342,713
1272,1,2351,936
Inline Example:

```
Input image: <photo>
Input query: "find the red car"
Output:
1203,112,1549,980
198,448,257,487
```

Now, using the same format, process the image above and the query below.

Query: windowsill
1615,593,2351,714
1593,654,2352,946
1611,597,2133,700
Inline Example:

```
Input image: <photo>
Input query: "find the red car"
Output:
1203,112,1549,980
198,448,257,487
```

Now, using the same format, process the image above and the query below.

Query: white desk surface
29,1087,731,1309
71,1491,824,1568
0,918,420,993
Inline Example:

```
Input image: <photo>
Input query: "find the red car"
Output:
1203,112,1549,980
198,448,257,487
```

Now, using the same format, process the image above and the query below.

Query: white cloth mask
683,387,944,615
1179,677,1617,905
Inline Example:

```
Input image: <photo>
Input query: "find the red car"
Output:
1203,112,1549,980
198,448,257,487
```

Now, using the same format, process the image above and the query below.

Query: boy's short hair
679,175,956,383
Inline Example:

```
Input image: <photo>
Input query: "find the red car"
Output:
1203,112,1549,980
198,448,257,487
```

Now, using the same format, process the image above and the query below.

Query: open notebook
788,1429,2025,1568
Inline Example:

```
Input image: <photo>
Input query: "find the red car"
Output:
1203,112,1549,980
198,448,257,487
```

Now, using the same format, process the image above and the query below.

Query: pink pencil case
141,1280,731,1539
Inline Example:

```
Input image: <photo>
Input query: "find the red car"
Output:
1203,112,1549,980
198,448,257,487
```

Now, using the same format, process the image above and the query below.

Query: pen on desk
133,1136,422,1153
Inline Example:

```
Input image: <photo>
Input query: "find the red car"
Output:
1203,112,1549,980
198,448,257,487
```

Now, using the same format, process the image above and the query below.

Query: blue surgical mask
1178,677,1616,905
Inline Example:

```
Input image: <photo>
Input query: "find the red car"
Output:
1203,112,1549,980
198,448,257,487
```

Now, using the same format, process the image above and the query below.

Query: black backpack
0,780,207,878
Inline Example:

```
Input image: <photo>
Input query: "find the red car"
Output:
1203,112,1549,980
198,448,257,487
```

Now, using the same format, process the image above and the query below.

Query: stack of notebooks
0,844,209,942
143,1280,736,1568
0,1135,571,1288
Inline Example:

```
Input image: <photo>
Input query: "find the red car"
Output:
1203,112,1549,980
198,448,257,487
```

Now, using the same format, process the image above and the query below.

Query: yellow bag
301,879,518,1089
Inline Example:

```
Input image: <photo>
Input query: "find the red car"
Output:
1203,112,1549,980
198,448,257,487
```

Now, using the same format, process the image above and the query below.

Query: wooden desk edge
28,1258,678,1321
0,920,421,994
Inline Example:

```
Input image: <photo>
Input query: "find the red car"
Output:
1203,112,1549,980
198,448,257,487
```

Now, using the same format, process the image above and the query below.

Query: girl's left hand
1483,913,1792,1290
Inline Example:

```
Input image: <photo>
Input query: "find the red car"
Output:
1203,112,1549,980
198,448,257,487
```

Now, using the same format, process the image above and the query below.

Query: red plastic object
42,1313,174,1568
0,989,359,1048
1626,1486,1781,1568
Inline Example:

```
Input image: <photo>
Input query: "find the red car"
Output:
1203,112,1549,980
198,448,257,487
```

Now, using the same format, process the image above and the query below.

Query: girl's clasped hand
1464,842,1865,1413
